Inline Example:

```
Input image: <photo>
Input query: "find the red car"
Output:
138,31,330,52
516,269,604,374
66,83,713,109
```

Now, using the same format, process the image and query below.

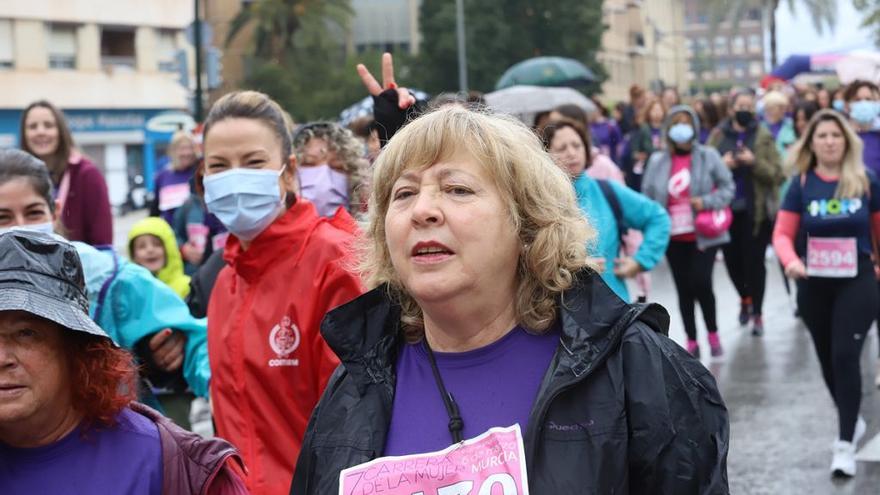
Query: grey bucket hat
0,229,110,340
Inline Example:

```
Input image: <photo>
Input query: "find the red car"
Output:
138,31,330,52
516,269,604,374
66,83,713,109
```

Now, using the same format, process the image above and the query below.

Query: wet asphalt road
635,256,880,494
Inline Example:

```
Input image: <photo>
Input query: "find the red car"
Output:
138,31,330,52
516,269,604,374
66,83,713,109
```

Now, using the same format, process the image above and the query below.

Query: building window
732,35,744,55
749,61,763,76
0,19,13,69
696,37,709,53
746,8,762,21
716,61,730,79
748,34,762,54
685,38,694,55
714,35,727,55
157,29,177,72
48,24,77,69
101,27,136,69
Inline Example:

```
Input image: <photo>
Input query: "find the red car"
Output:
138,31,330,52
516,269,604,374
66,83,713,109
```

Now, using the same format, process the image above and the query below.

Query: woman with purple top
843,80,880,177
588,97,624,164
19,100,112,245
152,130,199,224
291,105,729,494
0,230,246,494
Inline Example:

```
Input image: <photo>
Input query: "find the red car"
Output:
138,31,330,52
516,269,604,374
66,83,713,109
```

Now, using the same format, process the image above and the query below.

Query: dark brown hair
19,100,75,185
843,80,880,102
541,117,593,168
0,149,55,214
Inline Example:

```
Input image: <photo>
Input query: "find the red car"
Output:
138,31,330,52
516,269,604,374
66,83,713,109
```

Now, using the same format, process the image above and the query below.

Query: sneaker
707,332,723,357
751,316,764,337
686,339,700,358
738,298,752,326
830,440,857,477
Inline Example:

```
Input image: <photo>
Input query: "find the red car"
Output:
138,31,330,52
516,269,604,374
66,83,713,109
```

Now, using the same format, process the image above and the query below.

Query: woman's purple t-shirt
383,325,560,456
859,130,880,177
0,407,162,494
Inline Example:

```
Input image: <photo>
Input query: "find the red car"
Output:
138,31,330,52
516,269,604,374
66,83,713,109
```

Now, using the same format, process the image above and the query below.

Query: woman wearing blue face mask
843,80,880,177
199,91,364,494
643,106,735,358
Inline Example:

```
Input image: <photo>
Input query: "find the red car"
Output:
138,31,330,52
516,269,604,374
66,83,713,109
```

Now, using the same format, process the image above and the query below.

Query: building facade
682,0,766,92
599,0,689,103
0,0,193,207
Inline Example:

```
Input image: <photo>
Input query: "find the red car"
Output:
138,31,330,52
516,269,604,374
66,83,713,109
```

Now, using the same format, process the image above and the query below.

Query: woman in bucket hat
0,230,248,494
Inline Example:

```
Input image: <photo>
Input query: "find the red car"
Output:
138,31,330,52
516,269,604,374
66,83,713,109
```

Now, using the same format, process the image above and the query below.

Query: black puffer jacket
290,271,729,494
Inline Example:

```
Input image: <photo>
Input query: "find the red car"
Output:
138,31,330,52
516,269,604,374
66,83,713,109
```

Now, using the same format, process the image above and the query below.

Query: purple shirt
590,120,622,163
859,130,880,177
765,120,783,140
383,325,560,456
154,166,196,224
0,408,162,494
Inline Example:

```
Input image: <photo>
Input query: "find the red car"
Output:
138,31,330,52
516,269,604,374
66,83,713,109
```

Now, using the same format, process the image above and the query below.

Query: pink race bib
339,425,530,495
668,203,695,236
806,237,857,278
158,183,191,211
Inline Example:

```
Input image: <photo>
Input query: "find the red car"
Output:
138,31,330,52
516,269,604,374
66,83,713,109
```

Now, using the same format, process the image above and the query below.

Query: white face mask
203,167,286,241
0,221,55,236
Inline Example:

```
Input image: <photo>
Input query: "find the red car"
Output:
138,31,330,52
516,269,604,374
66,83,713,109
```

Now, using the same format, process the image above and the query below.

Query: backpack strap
596,179,627,250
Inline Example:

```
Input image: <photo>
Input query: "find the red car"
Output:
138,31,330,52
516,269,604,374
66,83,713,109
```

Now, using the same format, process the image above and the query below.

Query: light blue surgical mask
203,167,286,241
667,123,695,144
0,222,56,236
832,99,846,112
850,100,880,126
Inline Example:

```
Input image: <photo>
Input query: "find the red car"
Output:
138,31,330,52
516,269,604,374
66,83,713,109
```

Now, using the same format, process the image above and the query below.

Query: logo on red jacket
268,316,301,367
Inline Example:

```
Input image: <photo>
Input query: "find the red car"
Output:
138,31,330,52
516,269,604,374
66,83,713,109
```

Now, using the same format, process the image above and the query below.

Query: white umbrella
485,85,596,122
835,51,880,85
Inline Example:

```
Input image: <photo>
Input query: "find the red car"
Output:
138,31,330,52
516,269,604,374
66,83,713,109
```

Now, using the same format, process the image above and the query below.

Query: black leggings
797,258,879,442
667,241,719,341
722,212,772,315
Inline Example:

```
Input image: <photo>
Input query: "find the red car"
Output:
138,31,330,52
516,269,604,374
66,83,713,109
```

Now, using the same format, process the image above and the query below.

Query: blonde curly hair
361,105,595,340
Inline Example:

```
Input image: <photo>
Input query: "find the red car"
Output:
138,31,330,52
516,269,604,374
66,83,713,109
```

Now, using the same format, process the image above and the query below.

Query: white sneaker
830,440,857,477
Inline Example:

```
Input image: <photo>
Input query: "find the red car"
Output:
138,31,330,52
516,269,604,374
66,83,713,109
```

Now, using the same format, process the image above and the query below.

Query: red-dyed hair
64,331,138,428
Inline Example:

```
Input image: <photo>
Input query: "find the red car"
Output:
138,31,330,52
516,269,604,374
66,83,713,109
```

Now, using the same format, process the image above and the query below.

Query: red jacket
208,200,362,495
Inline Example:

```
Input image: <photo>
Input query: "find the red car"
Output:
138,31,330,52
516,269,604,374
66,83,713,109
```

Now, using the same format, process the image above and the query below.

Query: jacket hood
128,217,190,299
662,105,702,146
321,269,669,393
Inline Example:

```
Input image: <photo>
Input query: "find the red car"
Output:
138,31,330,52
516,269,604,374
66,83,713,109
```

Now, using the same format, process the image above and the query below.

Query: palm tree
225,0,353,63
853,0,880,47
706,0,837,68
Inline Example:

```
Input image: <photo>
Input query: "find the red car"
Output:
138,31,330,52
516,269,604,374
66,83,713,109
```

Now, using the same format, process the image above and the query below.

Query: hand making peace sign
356,53,416,110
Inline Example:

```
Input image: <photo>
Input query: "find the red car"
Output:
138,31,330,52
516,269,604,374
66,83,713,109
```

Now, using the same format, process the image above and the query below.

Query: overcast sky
774,0,875,64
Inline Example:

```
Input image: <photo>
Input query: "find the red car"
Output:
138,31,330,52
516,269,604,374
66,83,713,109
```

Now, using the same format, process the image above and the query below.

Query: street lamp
456,0,468,92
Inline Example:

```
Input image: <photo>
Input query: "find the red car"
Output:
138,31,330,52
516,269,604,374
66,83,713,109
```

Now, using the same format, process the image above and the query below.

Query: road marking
856,432,880,462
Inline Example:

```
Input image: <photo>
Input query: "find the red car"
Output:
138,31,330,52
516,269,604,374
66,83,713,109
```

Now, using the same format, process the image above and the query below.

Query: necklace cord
423,340,465,443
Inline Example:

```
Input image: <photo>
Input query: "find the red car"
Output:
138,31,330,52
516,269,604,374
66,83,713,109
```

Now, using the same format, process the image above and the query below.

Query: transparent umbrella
485,85,596,123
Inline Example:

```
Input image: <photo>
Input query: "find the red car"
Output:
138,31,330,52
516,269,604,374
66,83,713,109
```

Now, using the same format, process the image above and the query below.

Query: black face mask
734,110,754,127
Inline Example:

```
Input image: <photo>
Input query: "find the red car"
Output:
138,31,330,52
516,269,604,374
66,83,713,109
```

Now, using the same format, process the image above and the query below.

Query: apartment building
0,0,193,206
599,0,689,103
682,0,766,91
